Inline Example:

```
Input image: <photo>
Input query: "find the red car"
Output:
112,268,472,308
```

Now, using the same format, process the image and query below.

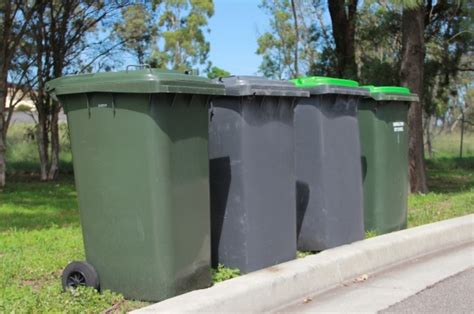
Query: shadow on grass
425,157,474,194
0,175,79,232
0,211,80,231
6,161,74,175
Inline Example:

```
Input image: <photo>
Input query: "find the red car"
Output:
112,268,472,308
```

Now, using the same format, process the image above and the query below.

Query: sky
206,0,269,76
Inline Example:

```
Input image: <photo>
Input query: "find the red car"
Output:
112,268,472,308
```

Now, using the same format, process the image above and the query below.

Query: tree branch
457,67,474,72
77,40,126,73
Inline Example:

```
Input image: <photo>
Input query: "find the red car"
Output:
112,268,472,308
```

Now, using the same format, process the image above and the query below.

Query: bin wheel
62,261,99,291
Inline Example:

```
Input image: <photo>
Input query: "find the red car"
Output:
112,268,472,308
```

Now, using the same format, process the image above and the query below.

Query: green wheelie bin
358,86,418,235
46,67,225,301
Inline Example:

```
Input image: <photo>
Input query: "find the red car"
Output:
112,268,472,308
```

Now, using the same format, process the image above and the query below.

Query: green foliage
354,0,472,125
307,42,338,77
256,0,299,79
206,65,230,79
388,0,424,10
365,230,378,239
115,4,158,64
211,264,240,283
148,0,214,71
5,124,72,174
14,104,33,112
356,3,402,85
297,251,314,258
256,0,325,79
422,0,473,118
256,0,294,78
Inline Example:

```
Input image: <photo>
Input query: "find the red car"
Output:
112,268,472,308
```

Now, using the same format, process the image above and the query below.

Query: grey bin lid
215,76,309,97
369,93,419,102
45,69,226,97
307,85,370,97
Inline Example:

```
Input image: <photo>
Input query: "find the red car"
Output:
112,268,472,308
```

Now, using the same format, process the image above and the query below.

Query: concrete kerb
133,215,474,313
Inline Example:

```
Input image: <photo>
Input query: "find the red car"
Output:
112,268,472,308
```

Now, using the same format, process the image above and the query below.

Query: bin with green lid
209,76,309,273
46,67,225,301
291,76,368,251
358,85,418,235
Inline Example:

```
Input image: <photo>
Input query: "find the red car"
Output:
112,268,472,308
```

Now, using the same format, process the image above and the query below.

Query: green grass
0,177,78,231
212,264,241,283
409,131,474,226
428,131,474,158
408,157,474,227
1,125,473,312
6,123,73,174
0,177,148,312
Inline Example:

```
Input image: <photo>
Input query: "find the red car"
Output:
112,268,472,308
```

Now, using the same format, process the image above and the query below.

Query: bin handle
85,93,91,118
184,69,198,75
126,64,152,73
111,93,116,116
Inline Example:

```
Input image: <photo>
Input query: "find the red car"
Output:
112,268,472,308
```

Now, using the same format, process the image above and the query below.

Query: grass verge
1,126,472,312
408,157,474,227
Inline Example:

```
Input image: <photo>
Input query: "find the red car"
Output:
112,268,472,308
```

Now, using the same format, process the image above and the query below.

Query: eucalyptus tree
114,3,158,64
256,0,319,79
149,0,214,71
25,0,127,181
0,0,43,188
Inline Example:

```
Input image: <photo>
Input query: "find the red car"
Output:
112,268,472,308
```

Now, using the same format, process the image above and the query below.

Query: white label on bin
393,121,404,133
98,103,108,108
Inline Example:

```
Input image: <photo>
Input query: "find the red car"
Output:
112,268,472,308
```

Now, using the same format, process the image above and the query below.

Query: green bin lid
46,68,225,96
291,76,359,88
290,76,368,96
363,85,419,102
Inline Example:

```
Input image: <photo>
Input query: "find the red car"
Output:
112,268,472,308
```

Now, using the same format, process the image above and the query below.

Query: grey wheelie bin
291,76,369,251
209,76,309,273
45,67,225,301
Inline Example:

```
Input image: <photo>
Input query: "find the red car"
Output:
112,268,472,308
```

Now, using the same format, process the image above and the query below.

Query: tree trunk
327,0,358,80
291,0,299,77
425,114,434,159
400,5,428,193
0,116,6,188
48,103,60,180
0,2,11,188
459,109,464,159
0,72,7,188
36,104,49,181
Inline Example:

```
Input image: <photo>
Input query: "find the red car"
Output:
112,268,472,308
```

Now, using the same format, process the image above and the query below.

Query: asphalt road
9,111,67,124
381,267,474,314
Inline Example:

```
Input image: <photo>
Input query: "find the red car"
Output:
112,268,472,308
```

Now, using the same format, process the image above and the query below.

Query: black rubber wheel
62,261,99,291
